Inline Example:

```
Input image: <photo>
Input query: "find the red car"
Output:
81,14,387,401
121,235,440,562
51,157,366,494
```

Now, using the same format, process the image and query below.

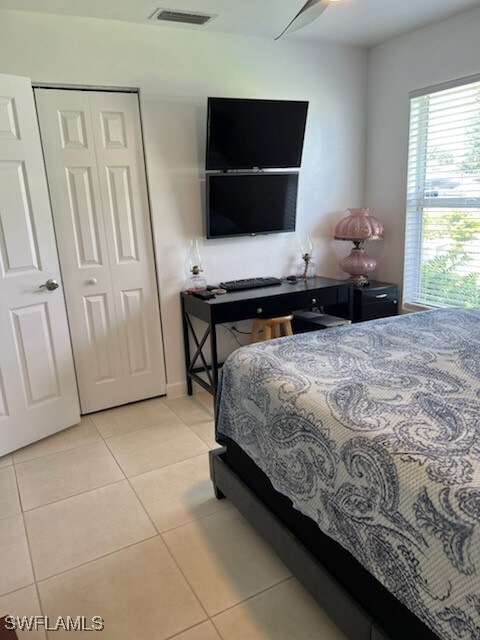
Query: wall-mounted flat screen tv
206,172,298,239
206,98,309,170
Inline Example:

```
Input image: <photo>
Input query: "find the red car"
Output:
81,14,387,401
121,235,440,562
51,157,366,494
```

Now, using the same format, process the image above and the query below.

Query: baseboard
166,380,187,398
166,379,211,398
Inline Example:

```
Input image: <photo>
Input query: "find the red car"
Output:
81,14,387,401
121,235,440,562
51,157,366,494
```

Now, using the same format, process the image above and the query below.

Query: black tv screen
206,98,308,170
206,172,298,239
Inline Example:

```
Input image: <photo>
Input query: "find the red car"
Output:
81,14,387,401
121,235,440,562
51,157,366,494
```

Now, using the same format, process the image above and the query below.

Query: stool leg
273,323,281,338
263,324,272,341
251,320,260,344
284,321,293,337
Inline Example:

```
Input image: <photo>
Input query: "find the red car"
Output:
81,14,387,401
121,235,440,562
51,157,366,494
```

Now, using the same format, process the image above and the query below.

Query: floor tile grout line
3,465,37,601
34,579,48,639
11,455,26,514
126,450,209,481
19,479,163,585
21,504,41,586
101,430,209,479
157,535,211,624
22,476,138,514
181,421,218,451
166,397,214,421
7,491,41,611
12,437,103,469
162,619,220,640
190,393,215,414
210,616,227,640
2,400,303,640
18,477,128,515
152,503,233,537
101,421,211,458
1,395,218,625
8,394,211,467
17,449,210,515
95,414,185,441
12,439,113,472
11,416,103,468
32,532,161,587
123,472,211,623
11,414,182,468
9,396,213,470
100,437,128,481
0,581,37,602
209,576,294,619
128,472,233,536
0,512,23,523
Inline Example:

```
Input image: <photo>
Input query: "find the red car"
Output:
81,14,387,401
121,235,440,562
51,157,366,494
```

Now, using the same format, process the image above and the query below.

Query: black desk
180,276,353,396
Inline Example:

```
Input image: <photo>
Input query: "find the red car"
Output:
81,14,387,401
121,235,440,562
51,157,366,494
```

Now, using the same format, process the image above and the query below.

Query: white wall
366,6,480,295
0,9,368,395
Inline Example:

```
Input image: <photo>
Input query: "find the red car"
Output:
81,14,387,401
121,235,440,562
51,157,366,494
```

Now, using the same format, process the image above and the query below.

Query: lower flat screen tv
206,172,298,239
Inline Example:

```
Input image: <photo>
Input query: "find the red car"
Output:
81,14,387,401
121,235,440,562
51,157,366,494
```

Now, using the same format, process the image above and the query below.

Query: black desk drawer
361,286,397,305
360,300,398,321
353,282,398,323
212,287,341,324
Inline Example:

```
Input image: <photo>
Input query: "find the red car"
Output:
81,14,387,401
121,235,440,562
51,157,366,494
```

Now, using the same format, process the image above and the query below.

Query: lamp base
349,275,370,288
339,247,376,288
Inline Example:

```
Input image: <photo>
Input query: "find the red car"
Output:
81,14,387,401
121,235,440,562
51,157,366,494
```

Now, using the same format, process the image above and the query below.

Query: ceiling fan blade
275,0,329,41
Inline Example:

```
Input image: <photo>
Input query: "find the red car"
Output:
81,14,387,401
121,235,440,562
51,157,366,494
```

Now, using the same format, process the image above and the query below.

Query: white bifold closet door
35,89,166,414
0,74,80,456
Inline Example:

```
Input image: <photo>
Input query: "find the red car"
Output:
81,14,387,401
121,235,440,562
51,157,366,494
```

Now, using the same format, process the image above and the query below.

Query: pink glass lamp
334,208,384,287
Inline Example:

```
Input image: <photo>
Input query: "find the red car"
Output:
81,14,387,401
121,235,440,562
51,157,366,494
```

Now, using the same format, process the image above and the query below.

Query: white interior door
0,74,80,456
35,88,166,414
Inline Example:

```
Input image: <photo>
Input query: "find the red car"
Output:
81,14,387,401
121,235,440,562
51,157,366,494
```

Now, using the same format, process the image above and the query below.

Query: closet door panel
36,89,124,413
36,88,166,413
90,91,165,400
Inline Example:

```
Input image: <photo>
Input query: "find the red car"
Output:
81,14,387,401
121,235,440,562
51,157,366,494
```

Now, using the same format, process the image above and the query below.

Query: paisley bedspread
215,308,480,640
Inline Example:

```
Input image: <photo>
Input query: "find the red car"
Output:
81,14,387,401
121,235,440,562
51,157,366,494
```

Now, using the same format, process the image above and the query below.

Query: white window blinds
404,76,480,309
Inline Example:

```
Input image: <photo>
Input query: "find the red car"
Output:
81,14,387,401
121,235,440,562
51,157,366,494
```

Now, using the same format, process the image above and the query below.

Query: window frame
403,73,480,310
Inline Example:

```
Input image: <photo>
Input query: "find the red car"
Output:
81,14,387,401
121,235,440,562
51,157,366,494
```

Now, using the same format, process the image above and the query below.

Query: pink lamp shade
334,208,384,287
334,208,384,241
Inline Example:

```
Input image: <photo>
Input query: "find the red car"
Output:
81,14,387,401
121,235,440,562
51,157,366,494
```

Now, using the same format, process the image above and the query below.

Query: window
404,75,480,310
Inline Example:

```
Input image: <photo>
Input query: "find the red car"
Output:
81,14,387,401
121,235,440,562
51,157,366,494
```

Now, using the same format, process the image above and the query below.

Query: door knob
88,278,98,285
39,278,60,291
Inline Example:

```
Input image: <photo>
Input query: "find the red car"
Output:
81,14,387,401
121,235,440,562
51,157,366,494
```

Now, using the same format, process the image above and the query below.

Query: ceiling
1,0,480,47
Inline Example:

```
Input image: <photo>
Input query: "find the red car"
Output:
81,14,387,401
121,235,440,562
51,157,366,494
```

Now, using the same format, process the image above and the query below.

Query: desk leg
181,297,193,396
210,322,219,395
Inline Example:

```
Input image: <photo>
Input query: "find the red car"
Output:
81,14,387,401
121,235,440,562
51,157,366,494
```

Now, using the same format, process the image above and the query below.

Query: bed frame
210,440,439,640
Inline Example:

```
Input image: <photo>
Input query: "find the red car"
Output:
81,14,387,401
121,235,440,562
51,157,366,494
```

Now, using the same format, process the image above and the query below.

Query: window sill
401,302,436,314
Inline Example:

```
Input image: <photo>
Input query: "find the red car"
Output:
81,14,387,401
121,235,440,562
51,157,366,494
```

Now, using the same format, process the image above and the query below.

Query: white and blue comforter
216,308,480,640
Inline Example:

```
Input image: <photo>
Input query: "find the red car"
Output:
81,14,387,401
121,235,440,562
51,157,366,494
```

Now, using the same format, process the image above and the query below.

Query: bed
211,308,480,640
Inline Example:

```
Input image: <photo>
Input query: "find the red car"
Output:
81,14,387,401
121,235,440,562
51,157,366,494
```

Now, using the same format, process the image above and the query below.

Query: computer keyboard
220,277,282,291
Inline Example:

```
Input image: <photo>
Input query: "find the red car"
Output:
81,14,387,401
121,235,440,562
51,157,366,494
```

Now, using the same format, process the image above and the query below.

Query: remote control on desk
192,290,215,300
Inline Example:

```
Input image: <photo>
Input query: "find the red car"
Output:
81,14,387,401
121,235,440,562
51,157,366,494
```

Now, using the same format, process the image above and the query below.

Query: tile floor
0,392,346,640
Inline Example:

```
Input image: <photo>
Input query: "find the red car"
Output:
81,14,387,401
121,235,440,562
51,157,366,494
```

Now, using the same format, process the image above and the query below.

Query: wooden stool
251,314,294,343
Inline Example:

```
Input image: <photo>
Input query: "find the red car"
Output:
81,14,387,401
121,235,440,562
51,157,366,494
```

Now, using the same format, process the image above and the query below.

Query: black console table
181,277,353,397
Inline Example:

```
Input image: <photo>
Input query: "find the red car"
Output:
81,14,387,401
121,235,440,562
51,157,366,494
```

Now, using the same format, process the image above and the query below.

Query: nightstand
353,281,398,323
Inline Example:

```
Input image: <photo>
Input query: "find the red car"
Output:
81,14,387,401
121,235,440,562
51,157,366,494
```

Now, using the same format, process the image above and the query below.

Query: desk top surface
182,276,351,306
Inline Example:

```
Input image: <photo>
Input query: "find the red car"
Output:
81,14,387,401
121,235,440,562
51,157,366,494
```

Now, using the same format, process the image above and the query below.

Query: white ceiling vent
149,8,217,26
